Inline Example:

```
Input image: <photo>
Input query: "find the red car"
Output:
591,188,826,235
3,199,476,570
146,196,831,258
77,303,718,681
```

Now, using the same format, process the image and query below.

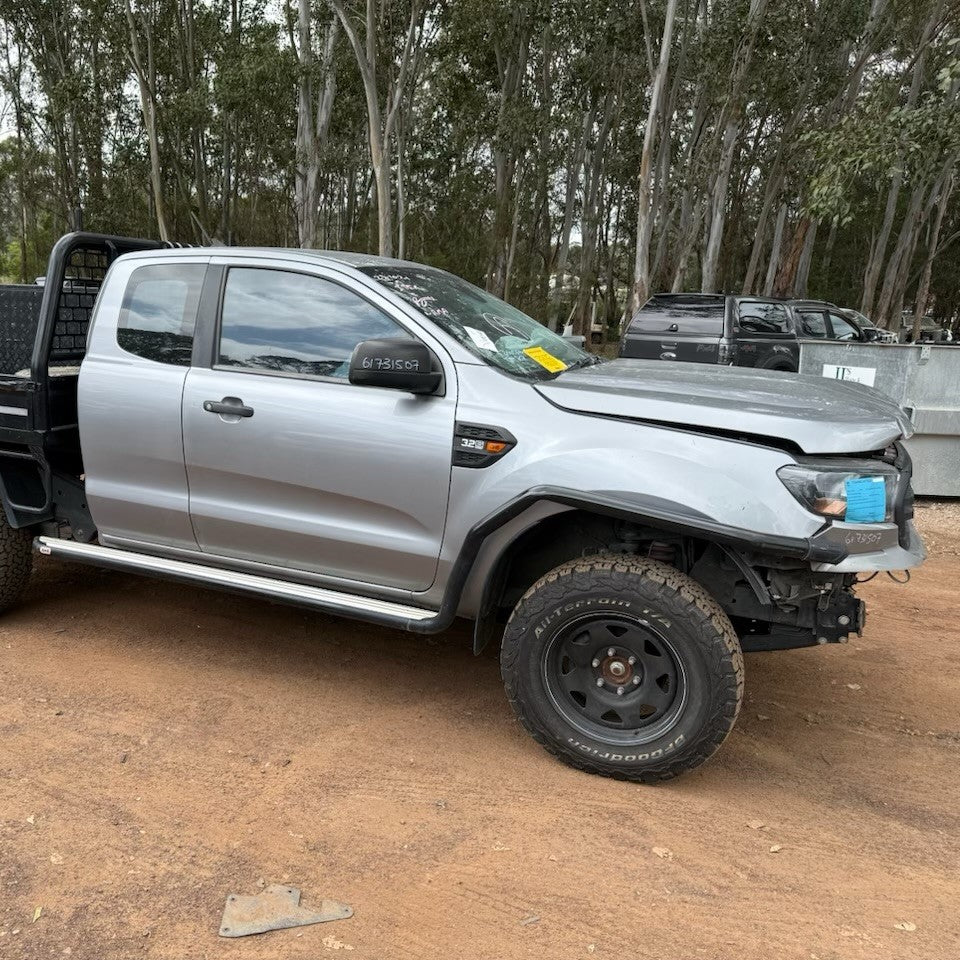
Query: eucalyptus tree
629,0,678,316
0,0,957,333
327,0,430,257
290,0,338,248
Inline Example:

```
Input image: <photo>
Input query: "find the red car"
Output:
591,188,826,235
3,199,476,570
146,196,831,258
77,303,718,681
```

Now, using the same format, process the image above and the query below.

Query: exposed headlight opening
777,460,901,523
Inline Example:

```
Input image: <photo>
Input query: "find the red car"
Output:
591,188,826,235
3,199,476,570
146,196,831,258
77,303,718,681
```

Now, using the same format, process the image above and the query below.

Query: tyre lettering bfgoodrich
568,733,685,762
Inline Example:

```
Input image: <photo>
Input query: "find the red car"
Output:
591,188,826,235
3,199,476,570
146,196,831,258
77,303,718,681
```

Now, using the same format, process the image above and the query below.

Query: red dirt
2,504,958,959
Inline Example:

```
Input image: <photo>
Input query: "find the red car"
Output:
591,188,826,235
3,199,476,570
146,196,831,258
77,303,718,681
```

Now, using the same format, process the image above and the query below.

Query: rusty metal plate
219,884,353,938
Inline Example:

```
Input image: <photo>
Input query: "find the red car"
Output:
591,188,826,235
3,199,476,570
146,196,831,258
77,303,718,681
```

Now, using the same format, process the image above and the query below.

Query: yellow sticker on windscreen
523,346,567,373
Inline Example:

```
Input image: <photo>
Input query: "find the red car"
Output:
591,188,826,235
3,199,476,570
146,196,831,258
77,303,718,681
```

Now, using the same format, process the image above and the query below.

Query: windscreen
359,265,596,379
629,296,725,335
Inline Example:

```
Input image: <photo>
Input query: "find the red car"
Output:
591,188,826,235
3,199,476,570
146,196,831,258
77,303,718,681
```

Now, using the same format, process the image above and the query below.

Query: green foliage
0,0,955,324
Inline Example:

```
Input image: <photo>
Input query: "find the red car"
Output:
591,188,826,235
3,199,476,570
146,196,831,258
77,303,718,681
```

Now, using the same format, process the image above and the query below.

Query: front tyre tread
501,554,744,783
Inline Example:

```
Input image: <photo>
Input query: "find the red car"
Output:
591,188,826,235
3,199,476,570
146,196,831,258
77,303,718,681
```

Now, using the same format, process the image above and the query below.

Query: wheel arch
757,356,797,372
460,487,836,654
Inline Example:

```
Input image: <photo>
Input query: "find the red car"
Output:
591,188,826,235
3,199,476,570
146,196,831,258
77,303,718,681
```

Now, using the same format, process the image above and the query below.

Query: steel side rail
34,536,436,629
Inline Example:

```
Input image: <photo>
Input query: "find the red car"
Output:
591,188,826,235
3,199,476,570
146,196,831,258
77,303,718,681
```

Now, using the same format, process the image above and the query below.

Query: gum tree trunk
629,0,678,316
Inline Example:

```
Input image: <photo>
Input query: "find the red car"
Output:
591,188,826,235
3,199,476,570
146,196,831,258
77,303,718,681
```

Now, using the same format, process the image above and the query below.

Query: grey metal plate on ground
798,341,960,496
219,884,353,937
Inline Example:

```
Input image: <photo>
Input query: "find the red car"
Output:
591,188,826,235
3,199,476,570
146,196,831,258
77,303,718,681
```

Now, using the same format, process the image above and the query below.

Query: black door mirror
348,338,442,394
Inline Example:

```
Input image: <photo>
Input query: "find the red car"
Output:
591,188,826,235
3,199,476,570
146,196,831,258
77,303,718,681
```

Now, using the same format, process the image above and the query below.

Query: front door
181,262,456,592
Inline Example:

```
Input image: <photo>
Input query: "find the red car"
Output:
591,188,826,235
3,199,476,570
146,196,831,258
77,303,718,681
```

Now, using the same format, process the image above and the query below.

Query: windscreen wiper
565,354,605,371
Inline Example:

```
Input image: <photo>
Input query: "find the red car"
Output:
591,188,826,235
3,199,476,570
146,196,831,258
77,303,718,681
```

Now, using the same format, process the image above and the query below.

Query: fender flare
405,484,844,640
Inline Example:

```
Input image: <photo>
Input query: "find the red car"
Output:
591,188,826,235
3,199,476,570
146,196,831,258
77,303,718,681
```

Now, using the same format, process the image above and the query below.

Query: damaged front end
692,544,869,652
701,440,922,652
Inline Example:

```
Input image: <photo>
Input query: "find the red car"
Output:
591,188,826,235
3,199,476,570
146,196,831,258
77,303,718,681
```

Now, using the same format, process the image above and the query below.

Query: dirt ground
1,505,959,960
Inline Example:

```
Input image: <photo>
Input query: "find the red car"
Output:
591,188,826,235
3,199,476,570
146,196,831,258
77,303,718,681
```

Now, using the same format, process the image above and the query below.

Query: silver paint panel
535,358,913,454
811,520,926,572
103,533,421,603
182,367,456,590
441,363,827,614
76,246,921,622
179,255,460,591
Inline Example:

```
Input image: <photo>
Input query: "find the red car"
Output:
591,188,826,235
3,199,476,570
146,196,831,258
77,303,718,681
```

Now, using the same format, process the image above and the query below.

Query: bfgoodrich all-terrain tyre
501,555,744,782
0,512,32,613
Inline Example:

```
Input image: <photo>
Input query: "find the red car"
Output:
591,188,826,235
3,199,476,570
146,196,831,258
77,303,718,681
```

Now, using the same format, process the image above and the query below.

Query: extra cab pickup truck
0,233,925,782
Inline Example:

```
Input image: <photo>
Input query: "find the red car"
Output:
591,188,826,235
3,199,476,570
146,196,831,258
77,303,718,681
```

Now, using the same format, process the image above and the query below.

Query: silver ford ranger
0,233,925,782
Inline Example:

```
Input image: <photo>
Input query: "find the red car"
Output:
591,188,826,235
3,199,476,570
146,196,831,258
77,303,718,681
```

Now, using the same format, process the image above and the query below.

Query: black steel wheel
501,555,743,782
543,614,685,746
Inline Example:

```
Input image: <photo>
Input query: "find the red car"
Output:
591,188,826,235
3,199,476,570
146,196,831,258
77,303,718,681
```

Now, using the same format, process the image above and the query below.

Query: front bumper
811,519,926,573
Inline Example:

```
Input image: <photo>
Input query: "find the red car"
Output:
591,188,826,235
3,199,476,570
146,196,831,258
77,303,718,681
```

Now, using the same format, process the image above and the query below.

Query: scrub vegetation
0,0,958,336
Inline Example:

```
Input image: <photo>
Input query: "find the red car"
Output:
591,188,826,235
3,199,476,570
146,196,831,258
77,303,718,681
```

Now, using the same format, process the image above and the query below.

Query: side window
797,311,828,338
218,268,410,379
829,312,861,341
738,301,789,334
117,263,206,366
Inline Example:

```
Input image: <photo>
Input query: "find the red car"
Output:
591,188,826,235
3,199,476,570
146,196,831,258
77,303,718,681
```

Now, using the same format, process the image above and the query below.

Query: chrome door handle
203,397,254,418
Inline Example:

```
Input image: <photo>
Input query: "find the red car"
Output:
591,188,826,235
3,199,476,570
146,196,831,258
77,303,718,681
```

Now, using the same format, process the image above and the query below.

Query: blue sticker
844,476,886,523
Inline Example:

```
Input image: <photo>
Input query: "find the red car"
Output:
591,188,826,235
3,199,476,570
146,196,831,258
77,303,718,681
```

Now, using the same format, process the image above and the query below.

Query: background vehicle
619,294,872,372
836,307,898,343
787,299,874,344
0,233,924,783
898,311,953,343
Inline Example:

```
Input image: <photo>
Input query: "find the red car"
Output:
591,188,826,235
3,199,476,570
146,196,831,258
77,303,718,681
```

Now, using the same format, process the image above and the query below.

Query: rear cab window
117,263,206,366
628,296,726,336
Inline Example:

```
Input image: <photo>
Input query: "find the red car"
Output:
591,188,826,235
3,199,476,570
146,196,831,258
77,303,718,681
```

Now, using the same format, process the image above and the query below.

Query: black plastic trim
461,488,842,651
719,545,773,606
453,422,517,468
893,440,913,548
191,264,225,369
432,486,845,638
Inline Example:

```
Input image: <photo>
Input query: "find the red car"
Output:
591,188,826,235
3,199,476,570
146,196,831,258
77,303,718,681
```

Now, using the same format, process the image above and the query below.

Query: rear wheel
501,555,743,782
0,512,32,612
760,359,795,372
